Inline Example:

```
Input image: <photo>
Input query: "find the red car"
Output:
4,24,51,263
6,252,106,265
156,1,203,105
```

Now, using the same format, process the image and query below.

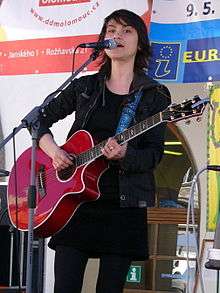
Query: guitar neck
76,112,163,166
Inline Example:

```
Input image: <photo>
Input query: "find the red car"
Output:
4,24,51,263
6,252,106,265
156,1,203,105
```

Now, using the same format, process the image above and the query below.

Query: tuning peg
185,120,191,125
196,117,202,122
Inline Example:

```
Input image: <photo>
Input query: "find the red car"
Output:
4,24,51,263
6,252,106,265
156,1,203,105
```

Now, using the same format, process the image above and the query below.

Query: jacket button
120,195,126,200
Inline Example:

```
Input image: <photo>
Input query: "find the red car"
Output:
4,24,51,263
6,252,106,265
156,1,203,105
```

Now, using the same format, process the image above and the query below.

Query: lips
117,43,124,48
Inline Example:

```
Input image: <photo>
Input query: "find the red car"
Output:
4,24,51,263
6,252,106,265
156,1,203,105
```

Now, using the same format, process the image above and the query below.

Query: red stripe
39,0,91,7
0,35,99,75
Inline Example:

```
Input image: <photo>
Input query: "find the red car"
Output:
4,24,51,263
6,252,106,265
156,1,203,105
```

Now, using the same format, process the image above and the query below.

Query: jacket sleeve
120,85,171,173
37,78,80,140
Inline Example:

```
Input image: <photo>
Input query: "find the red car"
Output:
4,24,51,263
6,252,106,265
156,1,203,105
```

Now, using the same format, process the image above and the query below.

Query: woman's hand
102,138,127,160
39,133,73,171
51,147,73,171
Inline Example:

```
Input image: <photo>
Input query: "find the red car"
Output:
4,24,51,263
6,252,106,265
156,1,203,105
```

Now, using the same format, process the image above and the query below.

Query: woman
38,9,171,293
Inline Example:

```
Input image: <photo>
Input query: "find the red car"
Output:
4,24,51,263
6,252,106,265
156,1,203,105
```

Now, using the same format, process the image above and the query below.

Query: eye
123,27,133,34
106,29,115,34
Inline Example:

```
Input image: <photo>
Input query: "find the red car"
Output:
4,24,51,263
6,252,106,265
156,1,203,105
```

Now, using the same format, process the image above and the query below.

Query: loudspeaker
0,183,10,225
0,183,45,293
0,183,21,287
205,217,220,270
0,289,25,292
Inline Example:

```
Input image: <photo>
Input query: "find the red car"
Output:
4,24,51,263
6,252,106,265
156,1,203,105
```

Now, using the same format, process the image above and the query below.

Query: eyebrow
106,24,133,28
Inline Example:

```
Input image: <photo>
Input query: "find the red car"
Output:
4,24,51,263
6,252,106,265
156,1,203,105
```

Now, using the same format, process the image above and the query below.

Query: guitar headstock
162,96,209,123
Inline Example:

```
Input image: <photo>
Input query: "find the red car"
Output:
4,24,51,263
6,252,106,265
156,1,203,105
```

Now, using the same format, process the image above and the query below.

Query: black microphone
207,165,220,171
78,39,118,50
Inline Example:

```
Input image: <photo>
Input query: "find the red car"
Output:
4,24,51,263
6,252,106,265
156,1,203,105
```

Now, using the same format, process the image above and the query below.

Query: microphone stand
0,48,100,293
186,166,220,293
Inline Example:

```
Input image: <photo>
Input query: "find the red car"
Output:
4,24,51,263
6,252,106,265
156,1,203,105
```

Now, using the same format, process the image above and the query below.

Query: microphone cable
186,167,207,293
11,127,23,292
71,44,80,74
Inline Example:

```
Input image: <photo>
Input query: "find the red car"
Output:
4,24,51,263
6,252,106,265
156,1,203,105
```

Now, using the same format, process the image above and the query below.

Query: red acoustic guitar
7,96,208,237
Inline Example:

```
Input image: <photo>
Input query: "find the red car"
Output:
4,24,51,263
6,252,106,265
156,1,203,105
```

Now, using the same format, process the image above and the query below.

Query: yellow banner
208,86,220,230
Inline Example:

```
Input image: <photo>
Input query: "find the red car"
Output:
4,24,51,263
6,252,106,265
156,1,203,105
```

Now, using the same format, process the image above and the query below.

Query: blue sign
183,37,220,83
148,42,181,81
149,19,220,83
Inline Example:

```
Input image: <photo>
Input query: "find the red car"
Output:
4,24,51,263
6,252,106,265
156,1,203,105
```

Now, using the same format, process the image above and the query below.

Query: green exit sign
126,265,142,283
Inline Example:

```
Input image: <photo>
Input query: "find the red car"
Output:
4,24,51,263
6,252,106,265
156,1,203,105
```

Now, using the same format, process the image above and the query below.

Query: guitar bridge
38,165,46,198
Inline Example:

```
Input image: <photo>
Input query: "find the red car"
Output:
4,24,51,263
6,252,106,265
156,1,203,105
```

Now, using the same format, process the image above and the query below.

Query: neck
111,60,134,81
106,60,135,94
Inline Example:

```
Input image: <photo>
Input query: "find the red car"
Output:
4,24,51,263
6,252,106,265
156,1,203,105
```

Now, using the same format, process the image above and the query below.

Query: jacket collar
130,70,160,93
96,69,160,94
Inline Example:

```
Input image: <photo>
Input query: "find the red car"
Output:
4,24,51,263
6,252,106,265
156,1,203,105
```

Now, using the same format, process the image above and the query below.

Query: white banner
151,0,220,23
0,0,148,40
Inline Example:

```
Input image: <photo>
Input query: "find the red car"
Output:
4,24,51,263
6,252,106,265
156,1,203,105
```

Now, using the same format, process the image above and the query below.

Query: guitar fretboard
75,112,163,167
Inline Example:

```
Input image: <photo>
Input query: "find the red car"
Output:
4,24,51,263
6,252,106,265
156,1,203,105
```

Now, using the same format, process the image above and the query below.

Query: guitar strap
115,89,143,134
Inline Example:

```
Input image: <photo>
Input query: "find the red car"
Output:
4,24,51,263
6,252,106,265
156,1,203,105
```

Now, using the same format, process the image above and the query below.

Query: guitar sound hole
57,156,76,181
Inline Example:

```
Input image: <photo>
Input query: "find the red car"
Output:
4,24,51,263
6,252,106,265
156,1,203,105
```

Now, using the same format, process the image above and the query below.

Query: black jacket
38,70,171,208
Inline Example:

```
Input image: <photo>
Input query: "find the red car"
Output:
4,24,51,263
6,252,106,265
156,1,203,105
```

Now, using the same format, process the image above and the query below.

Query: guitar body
7,130,108,238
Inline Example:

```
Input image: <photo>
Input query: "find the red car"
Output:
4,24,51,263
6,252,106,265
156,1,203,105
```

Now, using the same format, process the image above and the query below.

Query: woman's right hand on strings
51,147,73,171
39,133,73,171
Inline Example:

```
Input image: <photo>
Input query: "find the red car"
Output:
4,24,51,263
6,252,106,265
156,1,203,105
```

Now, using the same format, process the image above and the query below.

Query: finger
58,152,73,164
62,157,73,165
105,138,115,151
109,138,119,147
101,148,113,159
103,144,113,153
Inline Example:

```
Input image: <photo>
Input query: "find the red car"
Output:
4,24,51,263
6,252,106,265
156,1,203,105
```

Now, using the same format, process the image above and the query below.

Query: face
104,19,139,62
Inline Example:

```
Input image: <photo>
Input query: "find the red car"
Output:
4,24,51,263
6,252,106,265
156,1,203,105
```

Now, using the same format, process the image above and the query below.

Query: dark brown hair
96,9,151,76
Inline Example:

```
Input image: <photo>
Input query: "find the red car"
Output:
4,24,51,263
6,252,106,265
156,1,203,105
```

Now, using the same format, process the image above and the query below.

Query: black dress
48,87,149,260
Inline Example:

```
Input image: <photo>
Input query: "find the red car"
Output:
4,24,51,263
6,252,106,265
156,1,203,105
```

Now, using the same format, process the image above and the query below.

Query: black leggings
54,246,132,293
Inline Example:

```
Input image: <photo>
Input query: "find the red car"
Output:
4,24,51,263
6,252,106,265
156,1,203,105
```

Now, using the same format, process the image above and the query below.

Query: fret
85,152,89,161
88,150,93,160
140,120,147,130
86,152,90,162
116,133,125,144
83,152,88,162
76,156,81,166
129,127,135,137
153,113,161,124
98,141,105,151
94,146,100,157
81,155,85,164
147,116,153,127
134,123,141,134
125,130,130,140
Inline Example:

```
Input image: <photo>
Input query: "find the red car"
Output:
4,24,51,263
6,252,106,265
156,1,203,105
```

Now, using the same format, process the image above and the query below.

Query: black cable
12,128,19,234
72,45,80,74
12,128,23,292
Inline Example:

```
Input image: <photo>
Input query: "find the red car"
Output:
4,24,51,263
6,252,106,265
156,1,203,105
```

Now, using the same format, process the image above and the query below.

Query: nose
113,30,123,39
